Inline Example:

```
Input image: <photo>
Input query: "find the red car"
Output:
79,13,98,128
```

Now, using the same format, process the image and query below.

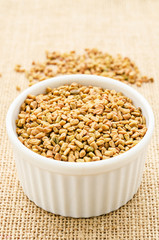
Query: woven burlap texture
0,0,159,239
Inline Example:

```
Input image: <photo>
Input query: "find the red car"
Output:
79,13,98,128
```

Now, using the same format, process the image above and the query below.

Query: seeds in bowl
16,83,147,162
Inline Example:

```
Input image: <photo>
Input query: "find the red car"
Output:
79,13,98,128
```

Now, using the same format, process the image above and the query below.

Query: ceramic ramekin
6,75,154,218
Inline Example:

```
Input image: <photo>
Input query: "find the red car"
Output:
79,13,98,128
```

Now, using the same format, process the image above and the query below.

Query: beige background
0,0,159,239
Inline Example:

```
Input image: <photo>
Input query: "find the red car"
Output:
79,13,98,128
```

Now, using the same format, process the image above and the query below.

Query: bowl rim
6,74,154,175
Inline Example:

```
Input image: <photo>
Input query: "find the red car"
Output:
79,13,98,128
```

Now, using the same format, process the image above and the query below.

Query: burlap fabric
0,0,159,239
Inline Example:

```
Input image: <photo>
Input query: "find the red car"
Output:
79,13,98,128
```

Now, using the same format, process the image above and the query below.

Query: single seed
70,89,80,95
79,149,86,158
96,140,104,146
64,148,71,156
16,85,21,91
70,119,79,125
86,146,94,152
54,153,61,160
75,140,83,148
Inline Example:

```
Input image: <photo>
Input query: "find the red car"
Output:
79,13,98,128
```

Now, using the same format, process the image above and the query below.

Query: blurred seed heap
15,48,153,87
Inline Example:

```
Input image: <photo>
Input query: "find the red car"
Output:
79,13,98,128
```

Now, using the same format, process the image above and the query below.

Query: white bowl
6,74,154,218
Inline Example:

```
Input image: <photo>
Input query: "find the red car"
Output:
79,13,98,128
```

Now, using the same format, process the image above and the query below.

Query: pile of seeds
15,48,153,87
16,83,147,162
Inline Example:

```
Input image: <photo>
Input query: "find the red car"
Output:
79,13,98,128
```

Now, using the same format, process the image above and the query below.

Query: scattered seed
16,85,21,91
14,49,154,87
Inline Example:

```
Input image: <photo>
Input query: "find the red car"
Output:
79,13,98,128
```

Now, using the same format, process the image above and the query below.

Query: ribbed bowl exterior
14,149,146,218
7,75,154,218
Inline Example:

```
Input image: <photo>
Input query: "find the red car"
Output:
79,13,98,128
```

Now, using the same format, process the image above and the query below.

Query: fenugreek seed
70,102,76,109
142,116,146,124
59,129,67,134
61,114,67,120
63,123,71,129
68,126,76,132
61,155,67,161
26,105,30,113
132,132,139,138
53,90,60,96
76,158,84,162
125,140,133,145
30,101,37,109
80,129,87,137
75,140,83,148
78,122,84,129
84,157,91,162
129,121,138,128
82,135,89,141
95,150,102,158
87,137,95,145
118,144,124,150
70,119,79,125
109,140,115,148
46,87,52,93
32,146,39,153
123,113,131,120
89,128,95,133
53,127,59,133
16,85,21,91
54,145,60,152
35,132,45,138
90,141,97,150
29,139,41,145
41,152,46,157
75,151,80,159
68,135,74,142
63,148,71,156
21,133,29,138
68,154,75,162
88,152,95,158
92,156,100,161
117,100,124,106
47,150,53,157
18,113,26,119
59,120,66,126
124,133,129,141
95,131,100,139
59,132,66,140
133,140,139,145
68,144,76,151
18,136,24,143
131,111,141,117
96,140,104,146
54,153,61,160
70,89,80,95
52,137,59,144
61,142,68,151
125,124,131,130
27,94,36,100
107,113,113,119
86,146,94,152
44,127,52,133
104,151,113,157
79,149,86,158
102,125,109,131
102,156,109,160
108,147,117,154
113,115,119,121
56,116,61,123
